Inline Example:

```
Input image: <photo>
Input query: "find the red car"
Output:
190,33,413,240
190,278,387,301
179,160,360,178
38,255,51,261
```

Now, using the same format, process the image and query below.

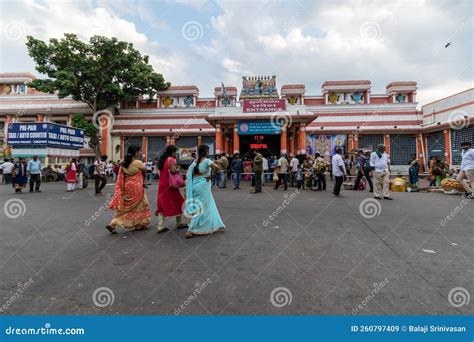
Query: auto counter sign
8,123,84,149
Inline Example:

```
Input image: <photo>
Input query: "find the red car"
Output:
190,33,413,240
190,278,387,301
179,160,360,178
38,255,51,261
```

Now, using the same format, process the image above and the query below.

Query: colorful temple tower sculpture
240,76,279,99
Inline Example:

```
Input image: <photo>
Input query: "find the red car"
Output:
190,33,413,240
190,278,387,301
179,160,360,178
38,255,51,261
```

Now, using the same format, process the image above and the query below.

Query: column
120,136,125,160
166,136,171,145
280,125,287,154
298,124,306,155
353,133,359,150
224,136,230,155
197,136,202,147
142,136,148,161
365,91,370,104
384,134,391,156
36,114,45,122
4,114,13,145
444,129,451,165
215,123,224,154
233,124,240,154
289,135,295,155
324,92,328,104
100,115,110,156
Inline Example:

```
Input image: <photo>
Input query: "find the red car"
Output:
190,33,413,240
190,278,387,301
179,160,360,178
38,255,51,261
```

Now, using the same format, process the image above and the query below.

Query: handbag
169,169,185,188
272,171,279,182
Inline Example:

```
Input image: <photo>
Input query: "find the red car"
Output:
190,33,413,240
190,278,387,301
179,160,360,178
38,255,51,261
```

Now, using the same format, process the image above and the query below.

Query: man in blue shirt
27,155,42,192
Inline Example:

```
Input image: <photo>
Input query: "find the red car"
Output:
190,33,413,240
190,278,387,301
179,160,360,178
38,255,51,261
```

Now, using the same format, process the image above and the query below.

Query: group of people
0,156,42,193
106,144,225,239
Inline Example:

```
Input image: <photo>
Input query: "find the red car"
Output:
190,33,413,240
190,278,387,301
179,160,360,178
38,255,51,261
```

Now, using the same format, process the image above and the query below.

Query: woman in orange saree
106,144,151,234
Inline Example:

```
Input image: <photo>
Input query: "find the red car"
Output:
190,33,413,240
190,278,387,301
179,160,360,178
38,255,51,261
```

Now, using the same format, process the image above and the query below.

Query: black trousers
333,176,343,195
3,173,12,184
354,171,373,191
29,174,41,191
274,173,288,190
254,170,262,192
94,174,107,194
316,173,326,190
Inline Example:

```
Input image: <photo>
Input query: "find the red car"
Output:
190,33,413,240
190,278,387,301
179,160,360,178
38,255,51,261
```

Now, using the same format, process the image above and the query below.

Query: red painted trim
422,88,473,107
113,124,214,129
422,101,474,117
308,120,420,127
314,111,418,117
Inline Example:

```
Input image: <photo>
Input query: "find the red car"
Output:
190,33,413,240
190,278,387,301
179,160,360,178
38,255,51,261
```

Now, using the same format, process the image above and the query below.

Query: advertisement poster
306,134,347,156
178,147,197,161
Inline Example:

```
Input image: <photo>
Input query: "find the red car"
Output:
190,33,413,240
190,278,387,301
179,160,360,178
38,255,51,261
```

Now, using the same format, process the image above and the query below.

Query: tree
71,113,99,152
26,34,170,154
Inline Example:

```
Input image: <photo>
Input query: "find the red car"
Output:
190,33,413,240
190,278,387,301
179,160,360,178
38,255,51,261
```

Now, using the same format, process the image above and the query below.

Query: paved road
0,179,472,315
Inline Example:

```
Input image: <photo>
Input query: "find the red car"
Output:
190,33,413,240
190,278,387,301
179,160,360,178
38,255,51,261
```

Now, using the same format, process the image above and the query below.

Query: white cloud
0,0,472,106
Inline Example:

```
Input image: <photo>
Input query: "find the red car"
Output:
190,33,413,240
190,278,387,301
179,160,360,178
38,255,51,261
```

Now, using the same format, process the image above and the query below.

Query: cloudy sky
0,0,472,106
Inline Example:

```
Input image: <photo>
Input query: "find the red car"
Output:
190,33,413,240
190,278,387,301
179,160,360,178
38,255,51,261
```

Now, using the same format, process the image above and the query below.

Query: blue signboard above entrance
7,122,85,149
238,121,281,135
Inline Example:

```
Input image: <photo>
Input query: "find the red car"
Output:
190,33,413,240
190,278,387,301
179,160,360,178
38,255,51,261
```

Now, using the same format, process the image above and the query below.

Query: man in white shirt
370,144,392,200
289,154,300,187
262,156,269,185
1,158,14,184
332,147,346,196
94,155,108,196
274,154,288,190
457,141,474,199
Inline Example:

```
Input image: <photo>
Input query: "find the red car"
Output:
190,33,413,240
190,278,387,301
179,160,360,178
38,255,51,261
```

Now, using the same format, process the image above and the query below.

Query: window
451,125,474,165
390,134,416,165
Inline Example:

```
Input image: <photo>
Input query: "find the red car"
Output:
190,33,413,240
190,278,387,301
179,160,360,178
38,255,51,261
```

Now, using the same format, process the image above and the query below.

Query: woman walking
13,158,28,193
65,158,78,192
107,145,151,234
184,144,225,238
156,145,187,233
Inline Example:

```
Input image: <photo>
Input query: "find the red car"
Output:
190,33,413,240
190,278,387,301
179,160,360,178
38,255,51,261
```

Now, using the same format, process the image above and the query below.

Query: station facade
0,72,472,169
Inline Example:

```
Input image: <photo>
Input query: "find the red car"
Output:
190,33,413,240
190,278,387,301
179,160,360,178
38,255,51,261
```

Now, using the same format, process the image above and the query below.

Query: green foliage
71,113,99,149
26,34,170,111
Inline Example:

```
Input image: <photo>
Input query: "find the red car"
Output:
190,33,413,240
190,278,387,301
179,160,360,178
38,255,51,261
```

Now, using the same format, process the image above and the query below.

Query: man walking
353,150,373,192
274,153,289,190
289,154,299,187
262,155,269,185
231,153,243,190
251,149,263,194
457,141,474,199
1,158,14,184
332,147,346,197
27,155,42,192
370,144,392,200
94,155,108,196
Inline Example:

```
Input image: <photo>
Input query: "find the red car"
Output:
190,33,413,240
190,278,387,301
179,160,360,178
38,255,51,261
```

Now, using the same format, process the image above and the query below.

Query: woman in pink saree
106,145,151,234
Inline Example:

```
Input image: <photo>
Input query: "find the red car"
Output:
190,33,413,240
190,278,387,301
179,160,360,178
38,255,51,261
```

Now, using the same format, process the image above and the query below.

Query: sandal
157,227,170,234
176,224,189,230
106,225,117,234
185,232,197,239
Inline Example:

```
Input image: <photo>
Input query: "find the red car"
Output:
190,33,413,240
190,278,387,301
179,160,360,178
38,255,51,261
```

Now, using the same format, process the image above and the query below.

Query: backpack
363,158,372,174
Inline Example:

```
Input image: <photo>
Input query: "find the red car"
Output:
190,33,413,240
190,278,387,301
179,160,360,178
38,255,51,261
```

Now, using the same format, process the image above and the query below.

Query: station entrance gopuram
206,75,317,157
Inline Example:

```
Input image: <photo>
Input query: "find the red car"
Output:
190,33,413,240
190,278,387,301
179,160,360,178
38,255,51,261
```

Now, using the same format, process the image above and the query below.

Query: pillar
280,125,287,154
443,129,451,164
353,133,359,150
4,114,13,145
197,135,202,147
166,136,171,145
215,123,224,154
233,124,240,154
289,134,295,155
384,134,390,156
142,136,148,161
36,114,45,122
100,115,110,156
298,124,306,155
224,136,230,155
120,136,125,160
170,136,176,146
